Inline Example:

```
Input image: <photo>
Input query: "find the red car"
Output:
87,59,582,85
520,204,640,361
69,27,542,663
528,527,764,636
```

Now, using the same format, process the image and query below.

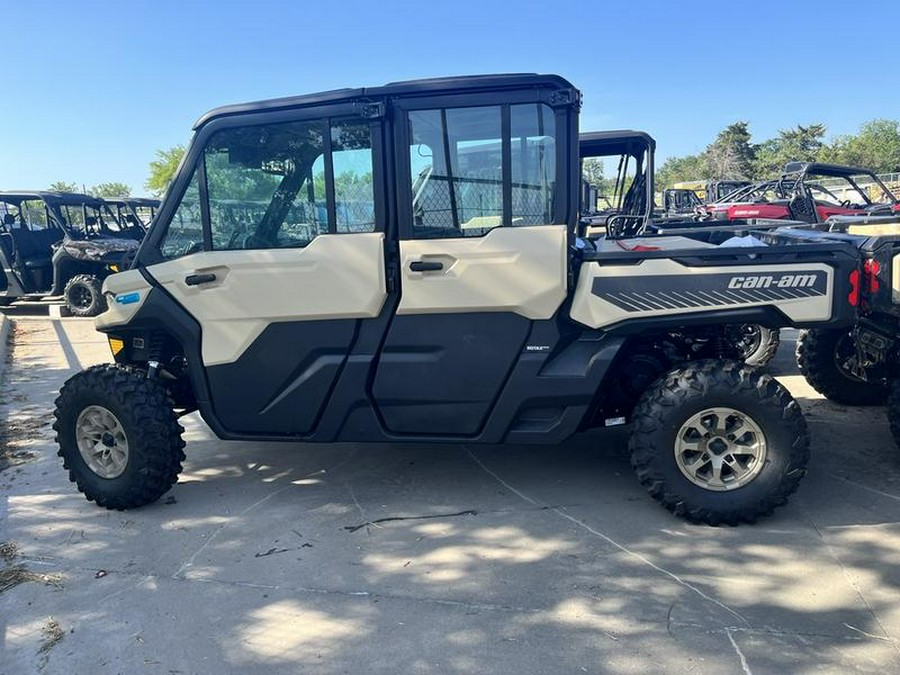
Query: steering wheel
840,200,852,208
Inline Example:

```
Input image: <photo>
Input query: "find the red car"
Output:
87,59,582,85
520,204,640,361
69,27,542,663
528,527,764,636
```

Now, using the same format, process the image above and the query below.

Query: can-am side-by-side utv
0,192,140,316
54,74,862,524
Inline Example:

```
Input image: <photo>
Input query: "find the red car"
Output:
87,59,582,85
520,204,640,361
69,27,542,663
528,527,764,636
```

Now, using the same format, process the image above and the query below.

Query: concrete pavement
1,315,899,673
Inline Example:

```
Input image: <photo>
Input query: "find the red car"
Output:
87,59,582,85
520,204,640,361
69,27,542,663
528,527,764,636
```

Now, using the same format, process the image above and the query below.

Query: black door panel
372,313,531,435
206,320,358,435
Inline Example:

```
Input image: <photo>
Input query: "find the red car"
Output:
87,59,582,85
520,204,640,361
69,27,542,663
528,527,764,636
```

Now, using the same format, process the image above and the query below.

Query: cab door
143,107,389,435
372,98,571,436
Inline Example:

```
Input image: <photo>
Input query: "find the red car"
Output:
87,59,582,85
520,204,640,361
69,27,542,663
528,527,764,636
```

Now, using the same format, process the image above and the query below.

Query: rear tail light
848,269,861,306
864,259,880,294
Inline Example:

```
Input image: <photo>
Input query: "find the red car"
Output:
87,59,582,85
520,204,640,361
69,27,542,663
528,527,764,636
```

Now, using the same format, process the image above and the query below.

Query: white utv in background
54,74,860,524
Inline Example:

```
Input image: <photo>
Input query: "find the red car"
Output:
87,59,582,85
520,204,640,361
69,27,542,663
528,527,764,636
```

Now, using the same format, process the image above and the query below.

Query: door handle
409,260,443,272
185,273,217,286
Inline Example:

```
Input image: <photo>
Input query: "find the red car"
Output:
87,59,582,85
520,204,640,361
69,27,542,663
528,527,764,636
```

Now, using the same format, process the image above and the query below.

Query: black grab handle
185,273,217,286
409,261,443,272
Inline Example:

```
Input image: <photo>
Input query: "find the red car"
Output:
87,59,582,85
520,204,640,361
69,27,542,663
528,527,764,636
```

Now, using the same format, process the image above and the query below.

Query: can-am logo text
727,274,818,290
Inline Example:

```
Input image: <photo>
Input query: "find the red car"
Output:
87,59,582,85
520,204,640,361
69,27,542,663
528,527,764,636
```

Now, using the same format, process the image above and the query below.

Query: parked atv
54,74,861,524
0,192,139,316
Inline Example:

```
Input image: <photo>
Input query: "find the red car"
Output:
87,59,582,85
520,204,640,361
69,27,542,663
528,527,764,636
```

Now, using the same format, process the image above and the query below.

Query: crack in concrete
172,450,359,579
726,628,753,675
464,446,753,629
825,473,900,503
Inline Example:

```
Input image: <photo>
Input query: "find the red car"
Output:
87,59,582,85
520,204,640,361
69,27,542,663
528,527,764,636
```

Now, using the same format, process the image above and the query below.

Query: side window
408,103,557,238
204,118,375,250
22,200,50,230
332,121,375,233
510,104,556,225
160,169,202,259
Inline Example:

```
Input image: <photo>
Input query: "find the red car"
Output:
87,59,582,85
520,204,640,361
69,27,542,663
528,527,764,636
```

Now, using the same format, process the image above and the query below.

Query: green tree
704,122,755,179
89,182,132,199
146,145,186,197
655,154,707,188
823,119,900,173
753,124,826,176
581,158,604,187
48,180,79,193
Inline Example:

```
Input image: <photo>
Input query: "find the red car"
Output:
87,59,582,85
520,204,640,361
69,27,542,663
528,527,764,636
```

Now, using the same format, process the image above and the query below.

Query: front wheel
796,328,888,406
53,364,186,509
629,360,809,525
64,274,107,317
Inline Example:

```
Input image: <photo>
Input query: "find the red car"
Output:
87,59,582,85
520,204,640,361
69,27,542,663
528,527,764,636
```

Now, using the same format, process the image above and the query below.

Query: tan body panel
397,225,567,319
146,233,387,366
571,258,834,330
96,269,153,331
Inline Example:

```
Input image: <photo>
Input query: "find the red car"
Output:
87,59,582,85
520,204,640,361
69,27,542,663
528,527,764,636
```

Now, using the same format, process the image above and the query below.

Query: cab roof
104,197,160,207
579,130,656,156
0,191,106,207
193,73,577,129
783,162,876,178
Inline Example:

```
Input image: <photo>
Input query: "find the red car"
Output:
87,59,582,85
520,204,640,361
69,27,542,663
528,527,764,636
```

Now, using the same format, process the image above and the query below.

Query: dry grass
0,564,63,595
38,617,64,654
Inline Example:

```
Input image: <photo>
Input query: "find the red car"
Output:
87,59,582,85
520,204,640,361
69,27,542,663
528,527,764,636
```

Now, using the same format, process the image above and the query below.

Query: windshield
1,200,49,230
60,203,125,237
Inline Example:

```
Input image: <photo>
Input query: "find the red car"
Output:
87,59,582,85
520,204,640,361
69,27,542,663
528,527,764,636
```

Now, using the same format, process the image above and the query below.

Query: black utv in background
0,191,139,316
104,197,160,233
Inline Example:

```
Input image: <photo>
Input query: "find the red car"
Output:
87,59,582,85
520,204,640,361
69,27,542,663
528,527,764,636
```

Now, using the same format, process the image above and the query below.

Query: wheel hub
674,407,767,491
75,405,129,479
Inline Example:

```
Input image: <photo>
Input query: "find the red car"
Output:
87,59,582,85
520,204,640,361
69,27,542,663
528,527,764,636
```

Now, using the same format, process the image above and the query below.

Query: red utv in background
702,162,899,223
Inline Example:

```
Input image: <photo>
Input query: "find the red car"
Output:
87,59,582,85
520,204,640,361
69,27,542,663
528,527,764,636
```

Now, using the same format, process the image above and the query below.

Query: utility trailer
54,74,861,524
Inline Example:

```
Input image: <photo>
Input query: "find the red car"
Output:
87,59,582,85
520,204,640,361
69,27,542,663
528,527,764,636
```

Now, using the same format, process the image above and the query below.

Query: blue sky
5,0,900,194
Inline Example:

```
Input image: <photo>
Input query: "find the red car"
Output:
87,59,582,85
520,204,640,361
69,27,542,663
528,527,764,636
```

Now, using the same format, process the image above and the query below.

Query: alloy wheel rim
75,405,129,479
674,407,767,491
69,285,92,309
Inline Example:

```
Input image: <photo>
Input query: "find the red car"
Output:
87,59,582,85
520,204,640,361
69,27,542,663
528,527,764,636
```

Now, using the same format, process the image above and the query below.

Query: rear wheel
796,328,888,406
64,274,107,317
731,324,780,367
629,360,809,525
53,364,185,509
